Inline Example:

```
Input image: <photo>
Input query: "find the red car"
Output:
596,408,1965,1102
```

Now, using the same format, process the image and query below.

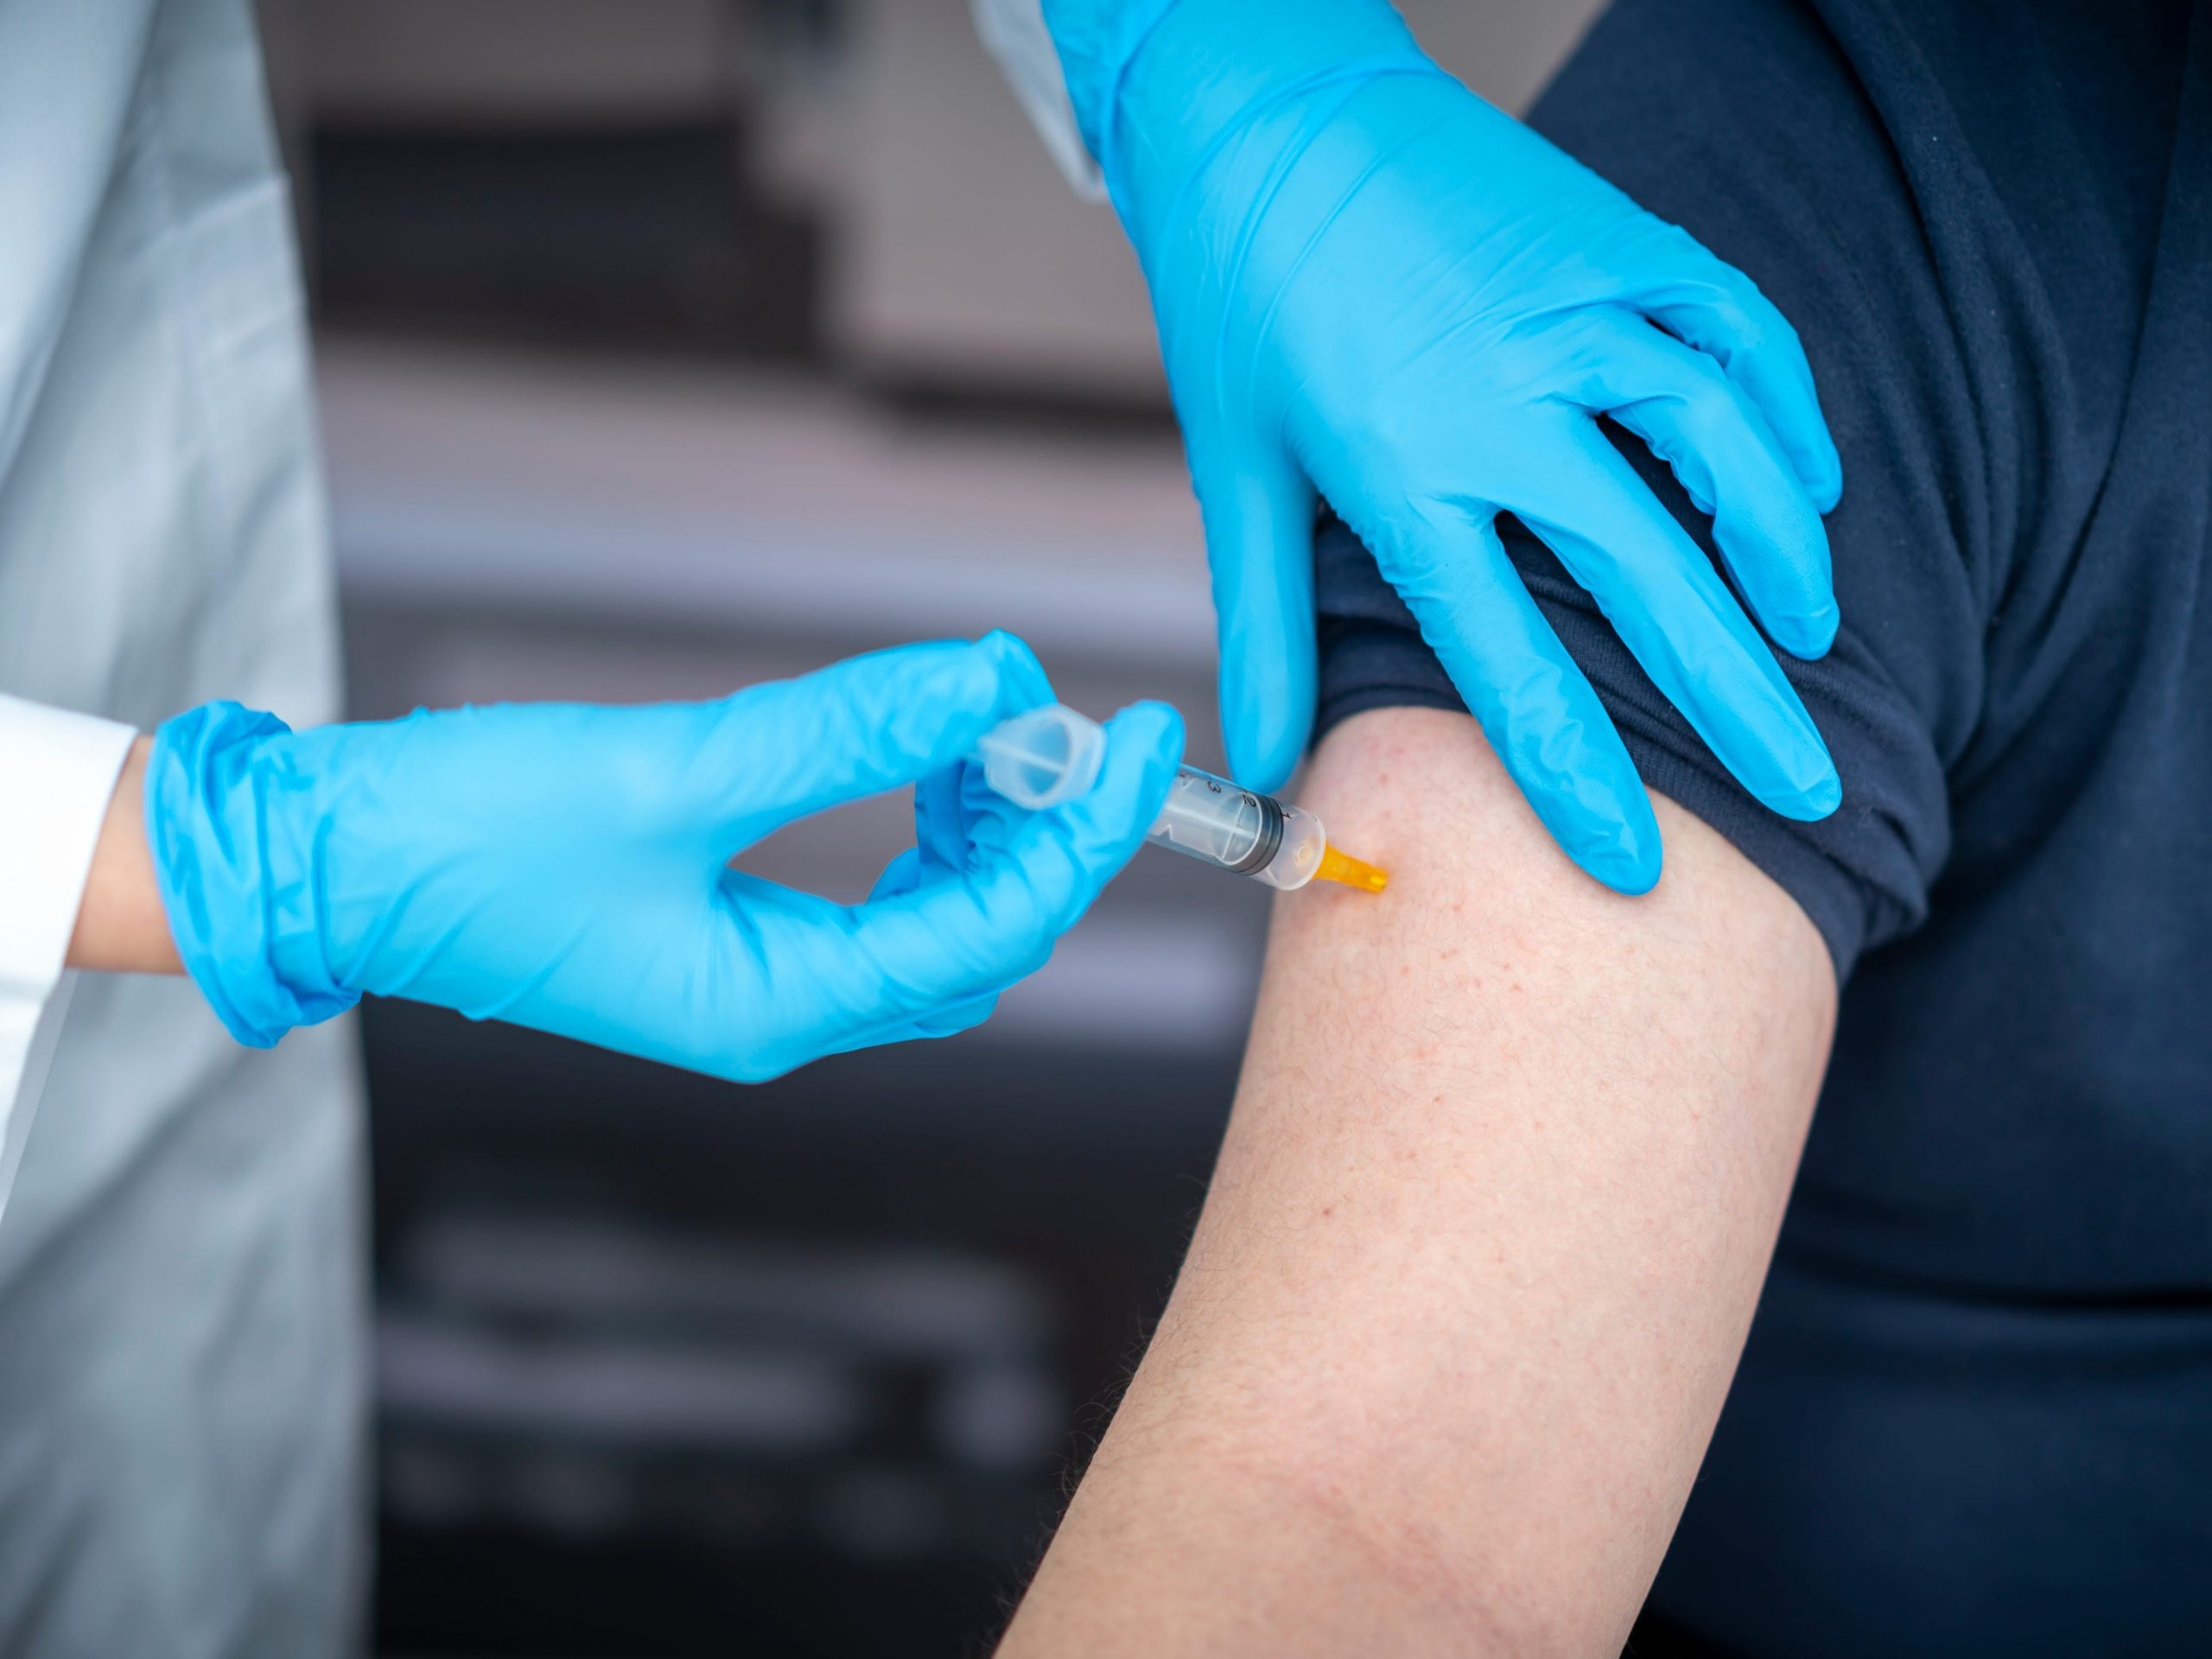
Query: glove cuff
147,702,361,1049
1039,0,1182,170
1051,0,1437,230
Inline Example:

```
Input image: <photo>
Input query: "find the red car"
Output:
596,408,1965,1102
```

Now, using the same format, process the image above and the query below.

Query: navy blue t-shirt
1312,0,2212,1650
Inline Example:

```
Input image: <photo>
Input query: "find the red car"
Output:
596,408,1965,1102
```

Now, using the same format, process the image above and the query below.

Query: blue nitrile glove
1045,0,1844,890
145,633,1184,1081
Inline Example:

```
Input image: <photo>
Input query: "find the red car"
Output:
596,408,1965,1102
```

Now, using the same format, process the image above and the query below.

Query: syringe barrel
973,704,1326,891
1149,767,1276,872
1148,770,1325,889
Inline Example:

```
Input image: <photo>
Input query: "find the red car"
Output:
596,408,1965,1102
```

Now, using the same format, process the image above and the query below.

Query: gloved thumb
1187,438,1319,793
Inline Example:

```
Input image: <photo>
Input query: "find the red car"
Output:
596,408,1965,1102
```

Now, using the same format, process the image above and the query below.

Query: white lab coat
0,0,363,1652
0,0,1079,1652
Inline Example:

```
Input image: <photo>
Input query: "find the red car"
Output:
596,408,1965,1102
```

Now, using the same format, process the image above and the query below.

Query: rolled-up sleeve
0,696,137,1207
1314,0,2006,980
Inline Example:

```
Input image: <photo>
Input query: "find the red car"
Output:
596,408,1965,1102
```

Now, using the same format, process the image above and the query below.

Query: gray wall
273,0,1606,394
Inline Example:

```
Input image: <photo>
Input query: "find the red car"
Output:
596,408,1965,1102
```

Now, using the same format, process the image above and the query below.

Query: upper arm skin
997,707,1836,1657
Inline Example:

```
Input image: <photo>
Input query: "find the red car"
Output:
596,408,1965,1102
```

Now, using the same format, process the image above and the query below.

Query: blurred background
256,3,1604,1653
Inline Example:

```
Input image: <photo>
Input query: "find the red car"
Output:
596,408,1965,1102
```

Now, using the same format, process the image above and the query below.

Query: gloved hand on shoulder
1046,0,1844,891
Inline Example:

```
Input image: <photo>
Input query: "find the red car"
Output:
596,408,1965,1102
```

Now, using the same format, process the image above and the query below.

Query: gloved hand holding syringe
979,705,1388,894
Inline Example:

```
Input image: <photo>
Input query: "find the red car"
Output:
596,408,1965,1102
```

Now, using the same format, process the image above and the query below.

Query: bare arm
66,735,181,976
997,706,1835,1656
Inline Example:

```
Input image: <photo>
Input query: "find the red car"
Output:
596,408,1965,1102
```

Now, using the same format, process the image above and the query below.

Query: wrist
65,736,184,976
147,702,359,1047
1071,0,1435,232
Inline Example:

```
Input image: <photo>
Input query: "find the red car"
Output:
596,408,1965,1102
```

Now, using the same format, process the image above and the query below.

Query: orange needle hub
1314,844,1389,894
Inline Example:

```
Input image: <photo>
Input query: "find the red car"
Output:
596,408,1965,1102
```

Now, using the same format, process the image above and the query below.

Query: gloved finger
823,701,1184,1041
870,766,1003,1038
1576,314,1838,658
706,870,1001,1074
823,990,1003,1056
1516,427,1840,822
909,995,1001,1038
862,759,1029,1039
804,985,1002,1053
1364,503,1662,893
1189,437,1319,792
867,846,925,901
702,631,1055,837
910,762,977,883
869,764,994,899
713,702,1179,1079
1618,230,1843,512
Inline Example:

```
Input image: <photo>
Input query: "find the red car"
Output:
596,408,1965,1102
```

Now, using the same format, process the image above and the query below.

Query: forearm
66,736,181,976
998,709,1835,1655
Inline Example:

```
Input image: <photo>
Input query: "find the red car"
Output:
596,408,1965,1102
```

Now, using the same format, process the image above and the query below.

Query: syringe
976,704,1389,894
